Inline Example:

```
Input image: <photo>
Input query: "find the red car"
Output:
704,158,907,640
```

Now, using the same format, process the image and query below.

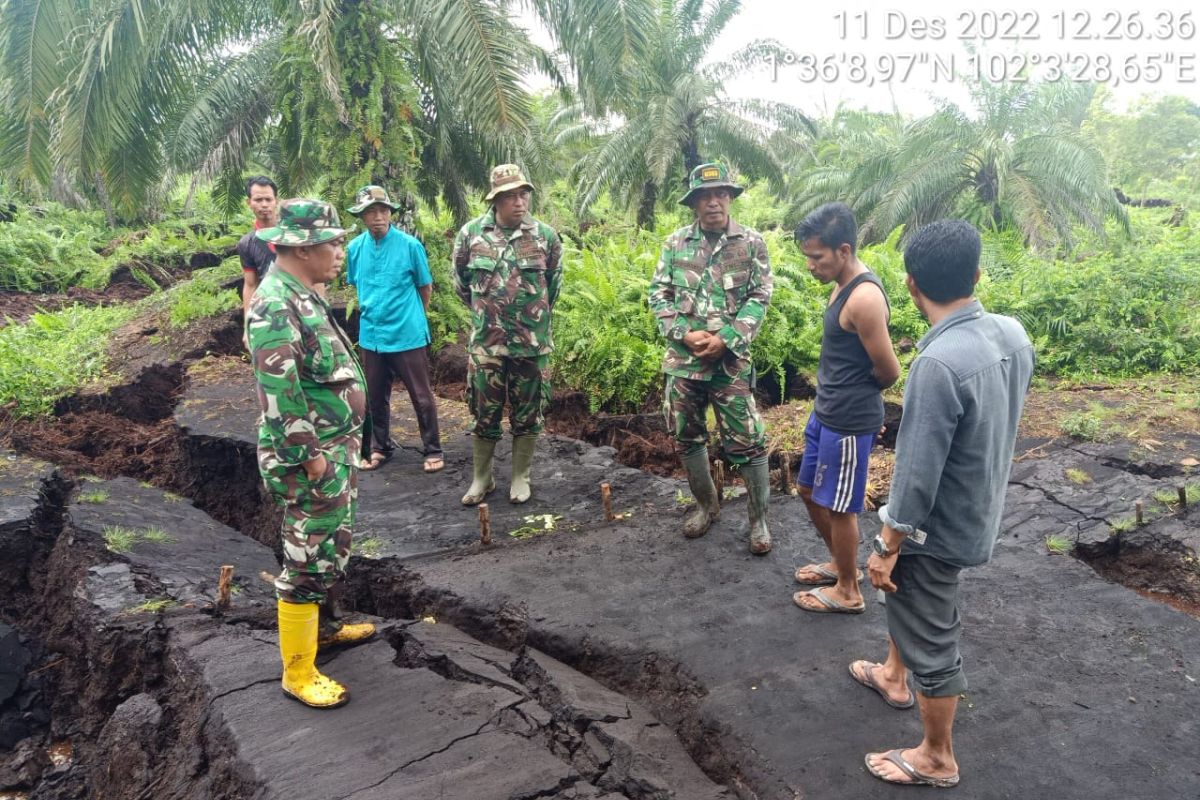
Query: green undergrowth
0,200,237,293
0,304,137,418
161,260,242,328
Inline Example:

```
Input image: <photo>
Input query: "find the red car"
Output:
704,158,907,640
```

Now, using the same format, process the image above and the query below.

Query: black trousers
361,346,442,458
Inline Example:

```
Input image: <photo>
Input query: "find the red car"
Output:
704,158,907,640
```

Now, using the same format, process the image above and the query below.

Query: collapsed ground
0,289,1198,799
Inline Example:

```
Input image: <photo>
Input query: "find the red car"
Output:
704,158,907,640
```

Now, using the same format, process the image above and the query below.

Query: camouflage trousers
663,371,766,465
259,453,359,604
467,353,550,440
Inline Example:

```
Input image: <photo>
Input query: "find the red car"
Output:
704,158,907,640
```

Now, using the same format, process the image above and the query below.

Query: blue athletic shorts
795,412,876,513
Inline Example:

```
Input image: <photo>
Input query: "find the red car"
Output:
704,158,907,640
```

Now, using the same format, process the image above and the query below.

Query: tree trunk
636,180,658,229
682,126,701,174
93,171,117,228
182,173,201,215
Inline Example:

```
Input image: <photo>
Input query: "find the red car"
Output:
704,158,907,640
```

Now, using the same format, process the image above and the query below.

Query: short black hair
795,202,858,254
245,176,278,198
903,219,981,303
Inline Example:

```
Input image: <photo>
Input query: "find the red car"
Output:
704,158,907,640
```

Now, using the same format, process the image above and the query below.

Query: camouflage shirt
648,219,773,380
247,266,367,468
452,209,563,357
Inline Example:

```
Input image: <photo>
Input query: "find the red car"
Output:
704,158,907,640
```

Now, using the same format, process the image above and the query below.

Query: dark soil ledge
0,460,730,799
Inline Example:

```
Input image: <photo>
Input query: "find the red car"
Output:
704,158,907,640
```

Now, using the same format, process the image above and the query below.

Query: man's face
361,204,392,239
693,188,731,231
297,238,345,285
802,238,852,284
493,188,530,228
247,184,277,225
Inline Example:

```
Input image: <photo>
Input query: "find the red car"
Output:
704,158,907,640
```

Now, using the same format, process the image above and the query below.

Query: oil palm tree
543,2,813,227
0,0,542,223
793,79,1127,252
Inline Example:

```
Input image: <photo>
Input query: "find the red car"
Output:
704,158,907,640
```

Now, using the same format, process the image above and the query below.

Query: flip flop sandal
360,452,390,471
423,456,445,473
794,564,864,585
849,660,915,709
793,587,866,614
864,749,959,788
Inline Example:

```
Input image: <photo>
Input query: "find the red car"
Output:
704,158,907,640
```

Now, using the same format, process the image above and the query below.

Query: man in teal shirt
345,185,443,473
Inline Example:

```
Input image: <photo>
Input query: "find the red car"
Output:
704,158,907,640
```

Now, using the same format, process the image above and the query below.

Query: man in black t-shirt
238,176,279,318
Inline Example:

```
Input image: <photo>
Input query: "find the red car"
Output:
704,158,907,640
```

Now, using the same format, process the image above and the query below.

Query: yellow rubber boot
277,600,349,708
318,622,376,649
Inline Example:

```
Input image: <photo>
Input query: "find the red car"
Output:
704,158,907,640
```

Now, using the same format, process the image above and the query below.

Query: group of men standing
241,161,1034,789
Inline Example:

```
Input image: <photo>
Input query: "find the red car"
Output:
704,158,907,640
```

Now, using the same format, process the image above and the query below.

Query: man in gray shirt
854,220,1034,788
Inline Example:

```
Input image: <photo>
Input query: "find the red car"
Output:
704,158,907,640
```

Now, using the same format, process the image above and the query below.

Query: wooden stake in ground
780,452,792,495
216,565,234,612
600,482,614,522
1178,486,1188,510
479,503,492,545
712,460,724,506
1135,500,1144,525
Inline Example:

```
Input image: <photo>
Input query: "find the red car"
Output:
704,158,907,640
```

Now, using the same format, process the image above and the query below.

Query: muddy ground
1,298,1199,799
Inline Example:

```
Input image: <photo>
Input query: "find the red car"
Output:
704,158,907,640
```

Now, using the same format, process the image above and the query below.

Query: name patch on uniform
721,243,750,261
514,238,542,259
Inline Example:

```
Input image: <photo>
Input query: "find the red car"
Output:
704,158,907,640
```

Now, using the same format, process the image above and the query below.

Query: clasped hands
682,330,727,360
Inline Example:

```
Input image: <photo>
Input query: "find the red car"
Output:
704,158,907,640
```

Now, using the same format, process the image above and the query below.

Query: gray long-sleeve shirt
879,299,1034,568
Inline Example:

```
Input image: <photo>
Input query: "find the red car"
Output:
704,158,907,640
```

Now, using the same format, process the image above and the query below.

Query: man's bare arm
242,270,260,316
846,285,900,389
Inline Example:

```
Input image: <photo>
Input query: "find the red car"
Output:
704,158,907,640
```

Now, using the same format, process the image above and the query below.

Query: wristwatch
871,534,899,557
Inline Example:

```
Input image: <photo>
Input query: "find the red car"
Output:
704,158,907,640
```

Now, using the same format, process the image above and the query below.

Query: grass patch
509,514,564,540
1059,410,1106,441
1153,484,1200,508
122,598,176,615
1065,468,1092,485
1044,534,1073,555
103,525,139,554
102,524,175,552
357,536,384,557
141,527,175,544
79,489,109,504
0,304,137,418
1109,516,1137,534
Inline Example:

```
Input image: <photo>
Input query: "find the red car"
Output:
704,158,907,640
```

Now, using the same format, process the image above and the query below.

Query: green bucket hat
484,163,535,201
256,199,349,246
678,162,744,206
347,184,401,216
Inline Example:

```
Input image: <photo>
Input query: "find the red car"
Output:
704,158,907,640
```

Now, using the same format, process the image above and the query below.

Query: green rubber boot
681,447,720,538
461,437,497,506
743,457,772,554
509,434,538,504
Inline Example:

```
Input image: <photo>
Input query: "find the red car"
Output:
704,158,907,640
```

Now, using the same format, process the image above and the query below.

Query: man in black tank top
792,203,900,615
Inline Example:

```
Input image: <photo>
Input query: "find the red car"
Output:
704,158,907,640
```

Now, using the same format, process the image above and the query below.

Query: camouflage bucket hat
347,184,401,216
484,163,535,201
678,162,744,206
256,199,349,246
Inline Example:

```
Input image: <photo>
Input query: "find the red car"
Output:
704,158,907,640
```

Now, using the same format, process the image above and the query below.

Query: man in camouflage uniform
453,164,563,505
248,199,374,709
649,162,775,553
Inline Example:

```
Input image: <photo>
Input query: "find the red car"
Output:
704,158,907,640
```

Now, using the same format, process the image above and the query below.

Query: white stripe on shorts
833,435,857,512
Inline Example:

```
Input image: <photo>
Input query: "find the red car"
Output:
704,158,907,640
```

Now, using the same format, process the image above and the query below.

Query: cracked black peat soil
1,296,1199,799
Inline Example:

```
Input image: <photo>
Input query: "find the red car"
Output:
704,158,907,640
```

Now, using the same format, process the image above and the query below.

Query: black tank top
815,271,888,435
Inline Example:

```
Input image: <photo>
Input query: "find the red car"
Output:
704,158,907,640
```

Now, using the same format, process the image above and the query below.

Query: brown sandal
423,455,445,473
